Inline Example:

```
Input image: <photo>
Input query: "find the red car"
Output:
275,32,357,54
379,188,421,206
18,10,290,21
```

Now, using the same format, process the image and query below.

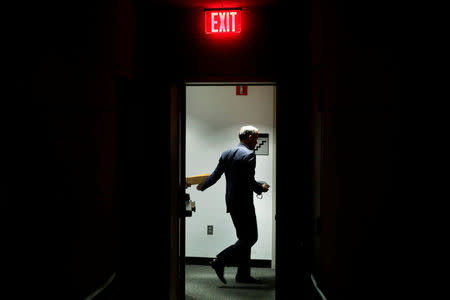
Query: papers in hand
186,174,210,185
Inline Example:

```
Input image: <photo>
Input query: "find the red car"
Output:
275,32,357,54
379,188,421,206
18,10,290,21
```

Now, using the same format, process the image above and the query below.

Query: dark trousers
216,209,258,277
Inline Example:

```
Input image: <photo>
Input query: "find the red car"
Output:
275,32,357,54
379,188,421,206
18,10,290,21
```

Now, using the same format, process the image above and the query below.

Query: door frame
170,80,279,300
169,83,186,300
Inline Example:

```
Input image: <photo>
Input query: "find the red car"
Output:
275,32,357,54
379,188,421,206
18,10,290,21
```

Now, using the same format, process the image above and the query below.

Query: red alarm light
205,8,242,34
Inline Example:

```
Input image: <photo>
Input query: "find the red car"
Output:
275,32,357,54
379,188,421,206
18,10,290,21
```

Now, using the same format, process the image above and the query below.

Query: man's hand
196,183,202,191
262,183,269,192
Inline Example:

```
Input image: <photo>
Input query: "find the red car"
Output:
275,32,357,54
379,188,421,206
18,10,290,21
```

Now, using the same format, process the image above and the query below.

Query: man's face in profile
247,132,259,150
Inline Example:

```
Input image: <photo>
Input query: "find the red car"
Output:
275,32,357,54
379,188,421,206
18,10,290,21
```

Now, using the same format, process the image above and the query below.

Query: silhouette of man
197,125,270,284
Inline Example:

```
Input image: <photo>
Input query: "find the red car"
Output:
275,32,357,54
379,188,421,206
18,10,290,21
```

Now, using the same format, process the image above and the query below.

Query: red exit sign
205,8,242,34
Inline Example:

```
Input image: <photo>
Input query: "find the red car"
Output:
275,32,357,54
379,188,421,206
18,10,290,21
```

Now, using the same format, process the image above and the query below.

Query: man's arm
247,153,268,194
197,157,225,191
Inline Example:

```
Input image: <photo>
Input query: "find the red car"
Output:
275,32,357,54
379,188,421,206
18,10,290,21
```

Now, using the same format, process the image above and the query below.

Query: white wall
185,84,275,260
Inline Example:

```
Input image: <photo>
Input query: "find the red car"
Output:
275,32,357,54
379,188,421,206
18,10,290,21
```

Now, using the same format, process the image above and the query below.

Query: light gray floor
185,265,275,300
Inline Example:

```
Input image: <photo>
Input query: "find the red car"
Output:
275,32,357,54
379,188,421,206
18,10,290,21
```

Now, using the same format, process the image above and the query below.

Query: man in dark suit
197,125,270,284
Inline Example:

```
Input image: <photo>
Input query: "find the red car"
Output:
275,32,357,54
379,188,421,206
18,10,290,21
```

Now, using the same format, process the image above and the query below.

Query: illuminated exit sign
205,8,242,34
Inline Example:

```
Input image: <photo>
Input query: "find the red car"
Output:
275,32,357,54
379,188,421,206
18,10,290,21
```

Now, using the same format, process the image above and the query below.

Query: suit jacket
200,143,264,213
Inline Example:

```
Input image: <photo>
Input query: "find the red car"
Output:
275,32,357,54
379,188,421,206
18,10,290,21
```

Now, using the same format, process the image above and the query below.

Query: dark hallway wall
3,0,135,298
312,0,397,299
316,112,395,299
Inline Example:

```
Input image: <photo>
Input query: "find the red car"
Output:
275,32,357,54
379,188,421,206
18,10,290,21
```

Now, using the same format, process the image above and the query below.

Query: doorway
183,82,277,299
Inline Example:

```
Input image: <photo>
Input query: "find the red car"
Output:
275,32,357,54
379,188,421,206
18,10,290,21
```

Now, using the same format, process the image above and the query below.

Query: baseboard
311,273,327,300
84,272,117,300
186,257,271,268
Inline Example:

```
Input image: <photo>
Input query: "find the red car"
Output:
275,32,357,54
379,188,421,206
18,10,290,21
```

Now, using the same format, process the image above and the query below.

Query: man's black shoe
235,275,262,284
210,259,227,284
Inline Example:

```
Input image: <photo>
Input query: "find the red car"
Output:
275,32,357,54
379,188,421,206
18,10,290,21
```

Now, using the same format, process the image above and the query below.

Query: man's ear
249,134,256,140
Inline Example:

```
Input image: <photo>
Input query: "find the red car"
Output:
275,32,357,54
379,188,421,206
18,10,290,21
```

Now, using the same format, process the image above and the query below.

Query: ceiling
153,0,280,8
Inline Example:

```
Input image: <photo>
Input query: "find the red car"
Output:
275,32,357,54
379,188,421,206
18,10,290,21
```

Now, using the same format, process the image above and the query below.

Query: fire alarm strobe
236,85,248,95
